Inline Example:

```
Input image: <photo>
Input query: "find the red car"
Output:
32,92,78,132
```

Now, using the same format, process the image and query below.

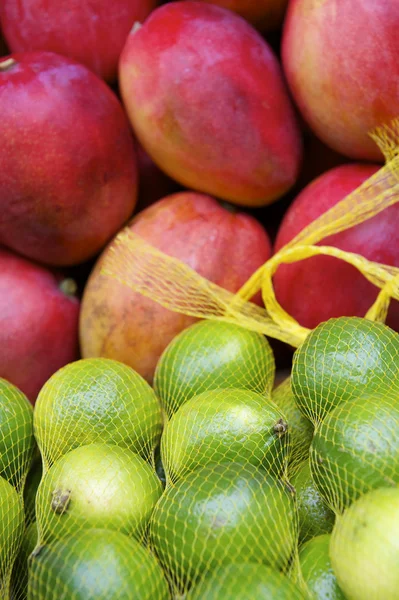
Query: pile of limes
1,316,399,599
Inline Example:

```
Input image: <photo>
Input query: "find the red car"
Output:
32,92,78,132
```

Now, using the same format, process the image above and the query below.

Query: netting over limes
13,122,399,598
34,358,163,470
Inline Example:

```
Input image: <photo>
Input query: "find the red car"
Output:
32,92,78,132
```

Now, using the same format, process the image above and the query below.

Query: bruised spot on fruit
51,489,71,515
160,107,185,146
0,58,17,72
274,418,288,437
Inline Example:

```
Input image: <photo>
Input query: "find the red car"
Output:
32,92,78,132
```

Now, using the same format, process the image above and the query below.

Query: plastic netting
4,122,399,598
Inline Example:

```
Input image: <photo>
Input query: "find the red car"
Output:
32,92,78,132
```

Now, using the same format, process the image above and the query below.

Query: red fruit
273,163,399,330
0,52,137,266
0,0,158,83
119,2,302,208
80,192,272,382
282,0,399,161
181,0,288,30
0,247,80,403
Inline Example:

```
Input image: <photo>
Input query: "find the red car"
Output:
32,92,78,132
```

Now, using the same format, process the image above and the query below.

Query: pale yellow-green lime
149,462,297,592
186,564,305,599
272,377,313,468
154,320,275,417
161,388,289,483
34,358,162,468
0,476,24,595
36,443,162,543
292,317,399,424
28,528,171,600
0,378,35,489
330,487,399,600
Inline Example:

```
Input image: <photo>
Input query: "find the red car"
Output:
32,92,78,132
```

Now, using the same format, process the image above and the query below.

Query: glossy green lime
186,563,305,599
0,476,25,593
36,444,162,543
11,520,38,599
149,463,297,591
154,320,275,417
162,388,288,483
273,377,313,466
0,378,34,489
299,534,345,600
23,457,42,525
291,461,335,544
28,528,171,600
292,317,399,424
34,358,162,468
310,392,399,512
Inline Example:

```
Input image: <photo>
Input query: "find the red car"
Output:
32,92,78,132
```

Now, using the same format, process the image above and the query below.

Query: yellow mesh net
8,122,399,598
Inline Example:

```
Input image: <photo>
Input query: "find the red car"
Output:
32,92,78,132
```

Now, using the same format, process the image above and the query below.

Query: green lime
186,563,305,599
34,358,163,469
0,476,24,595
310,392,399,512
11,521,38,600
0,378,35,489
28,528,171,600
23,457,42,526
149,463,297,592
272,377,313,467
299,534,345,600
154,320,275,417
292,317,399,424
291,461,335,544
330,487,399,600
161,388,289,483
36,443,162,543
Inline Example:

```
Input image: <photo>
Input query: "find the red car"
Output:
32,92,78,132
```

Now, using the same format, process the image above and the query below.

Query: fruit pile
1,0,399,599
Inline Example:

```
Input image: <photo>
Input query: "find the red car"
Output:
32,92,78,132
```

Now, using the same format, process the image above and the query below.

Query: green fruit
0,476,24,595
272,377,313,466
291,461,335,544
28,528,171,600
11,521,38,600
310,392,399,512
186,563,305,599
149,463,297,592
34,358,162,468
154,320,275,417
0,378,35,489
154,445,166,489
330,487,399,600
299,534,345,600
23,458,42,526
162,388,289,483
292,317,399,423
36,444,162,543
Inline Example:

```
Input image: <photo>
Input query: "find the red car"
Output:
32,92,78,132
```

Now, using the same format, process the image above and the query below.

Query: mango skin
80,192,272,382
274,163,399,332
119,2,302,208
0,52,137,266
0,0,158,83
282,0,399,161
